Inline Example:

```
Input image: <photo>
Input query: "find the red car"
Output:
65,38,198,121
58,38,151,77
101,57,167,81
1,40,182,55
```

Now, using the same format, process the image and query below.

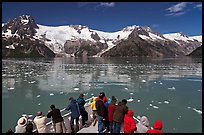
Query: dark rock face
64,39,108,57
2,36,55,58
187,46,202,57
2,15,55,58
101,37,180,57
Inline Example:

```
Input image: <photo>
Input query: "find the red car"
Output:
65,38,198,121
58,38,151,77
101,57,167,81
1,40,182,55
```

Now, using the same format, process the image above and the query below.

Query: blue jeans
113,121,121,133
97,115,105,133
109,121,114,133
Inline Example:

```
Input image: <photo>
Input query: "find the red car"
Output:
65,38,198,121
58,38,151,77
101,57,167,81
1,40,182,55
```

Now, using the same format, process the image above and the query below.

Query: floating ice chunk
192,108,202,115
24,72,29,75
30,81,36,84
164,101,169,104
127,98,134,102
91,93,94,96
149,104,152,106
137,100,140,102
158,101,162,104
141,80,146,83
36,95,40,98
177,116,181,119
8,87,14,90
146,107,149,110
153,106,159,109
151,100,154,103
50,85,54,87
168,87,175,90
60,92,64,94
125,88,128,90
154,81,157,84
197,89,202,92
49,93,54,96
74,88,79,91
38,103,41,106
159,82,163,85
128,77,131,79
130,93,133,95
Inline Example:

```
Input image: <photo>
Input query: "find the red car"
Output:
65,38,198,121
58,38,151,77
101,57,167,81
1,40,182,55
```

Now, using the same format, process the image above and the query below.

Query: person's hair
79,93,84,98
26,123,33,133
37,111,42,116
69,97,74,101
5,129,14,133
50,104,55,109
122,99,127,104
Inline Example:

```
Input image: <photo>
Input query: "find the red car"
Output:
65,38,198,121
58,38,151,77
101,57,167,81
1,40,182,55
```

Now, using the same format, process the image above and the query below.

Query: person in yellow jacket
90,97,97,126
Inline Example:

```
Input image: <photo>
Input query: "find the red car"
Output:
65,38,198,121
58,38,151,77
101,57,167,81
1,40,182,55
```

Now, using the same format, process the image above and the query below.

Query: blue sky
2,2,202,36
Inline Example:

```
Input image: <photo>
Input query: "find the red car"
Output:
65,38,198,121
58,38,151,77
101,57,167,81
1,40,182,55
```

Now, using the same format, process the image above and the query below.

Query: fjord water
2,57,202,133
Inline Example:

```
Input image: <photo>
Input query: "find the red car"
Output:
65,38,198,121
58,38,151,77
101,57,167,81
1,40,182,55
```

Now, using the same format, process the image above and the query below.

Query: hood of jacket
127,110,134,117
140,116,149,127
153,120,163,130
71,99,77,104
93,97,97,102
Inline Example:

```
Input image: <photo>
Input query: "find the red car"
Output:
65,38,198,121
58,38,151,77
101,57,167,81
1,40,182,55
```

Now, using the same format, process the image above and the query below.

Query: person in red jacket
107,96,117,133
147,120,163,133
123,110,137,133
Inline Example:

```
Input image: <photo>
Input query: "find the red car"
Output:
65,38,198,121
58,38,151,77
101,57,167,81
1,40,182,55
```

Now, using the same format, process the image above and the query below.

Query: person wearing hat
15,116,28,133
33,111,48,133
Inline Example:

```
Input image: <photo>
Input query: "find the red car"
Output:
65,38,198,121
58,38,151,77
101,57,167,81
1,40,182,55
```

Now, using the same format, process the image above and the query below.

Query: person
112,99,128,133
90,97,97,126
98,91,108,104
96,93,108,133
25,122,34,133
77,93,88,127
33,111,48,133
65,97,80,133
47,104,66,133
107,96,117,133
136,116,151,133
15,116,28,133
123,110,137,133
147,120,163,133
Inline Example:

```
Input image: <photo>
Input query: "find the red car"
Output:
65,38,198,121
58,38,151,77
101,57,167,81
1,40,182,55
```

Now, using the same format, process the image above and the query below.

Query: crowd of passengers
6,91,163,133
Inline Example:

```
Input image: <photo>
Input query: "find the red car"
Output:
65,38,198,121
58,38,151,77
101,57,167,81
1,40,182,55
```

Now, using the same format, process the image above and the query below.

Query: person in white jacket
33,111,48,133
136,116,151,133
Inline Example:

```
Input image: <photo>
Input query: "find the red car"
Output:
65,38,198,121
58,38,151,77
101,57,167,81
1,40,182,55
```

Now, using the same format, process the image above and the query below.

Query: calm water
2,57,202,133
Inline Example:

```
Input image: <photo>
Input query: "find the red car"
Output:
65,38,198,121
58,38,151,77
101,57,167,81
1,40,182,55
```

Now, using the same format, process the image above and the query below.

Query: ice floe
137,99,140,102
130,93,133,95
192,108,202,115
36,95,41,98
74,88,79,91
149,104,153,106
168,87,176,90
38,103,41,106
8,87,14,90
141,80,146,83
164,101,169,104
49,93,54,96
127,97,134,102
59,91,64,94
153,106,159,109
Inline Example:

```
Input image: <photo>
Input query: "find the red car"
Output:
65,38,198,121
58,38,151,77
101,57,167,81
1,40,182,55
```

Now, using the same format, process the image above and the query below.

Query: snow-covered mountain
2,15,202,58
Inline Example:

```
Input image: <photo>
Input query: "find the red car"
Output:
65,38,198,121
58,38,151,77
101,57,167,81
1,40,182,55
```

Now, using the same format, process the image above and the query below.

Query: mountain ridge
2,15,202,58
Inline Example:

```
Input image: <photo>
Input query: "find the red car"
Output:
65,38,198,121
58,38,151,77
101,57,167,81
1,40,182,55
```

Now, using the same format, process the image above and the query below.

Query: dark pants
113,121,121,133
70,117,79,133
80,111,88,126
109,121,114,133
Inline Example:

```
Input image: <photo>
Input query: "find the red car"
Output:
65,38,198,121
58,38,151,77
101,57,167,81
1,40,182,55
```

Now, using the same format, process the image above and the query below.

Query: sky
2,2,202,36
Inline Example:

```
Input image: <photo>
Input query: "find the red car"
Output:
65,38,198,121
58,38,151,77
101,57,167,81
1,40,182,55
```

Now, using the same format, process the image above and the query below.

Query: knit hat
17,117,27,126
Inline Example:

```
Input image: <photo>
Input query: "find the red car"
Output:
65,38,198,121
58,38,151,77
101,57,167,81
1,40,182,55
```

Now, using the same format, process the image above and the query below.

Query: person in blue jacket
77,93,88,127
66,97,80,133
